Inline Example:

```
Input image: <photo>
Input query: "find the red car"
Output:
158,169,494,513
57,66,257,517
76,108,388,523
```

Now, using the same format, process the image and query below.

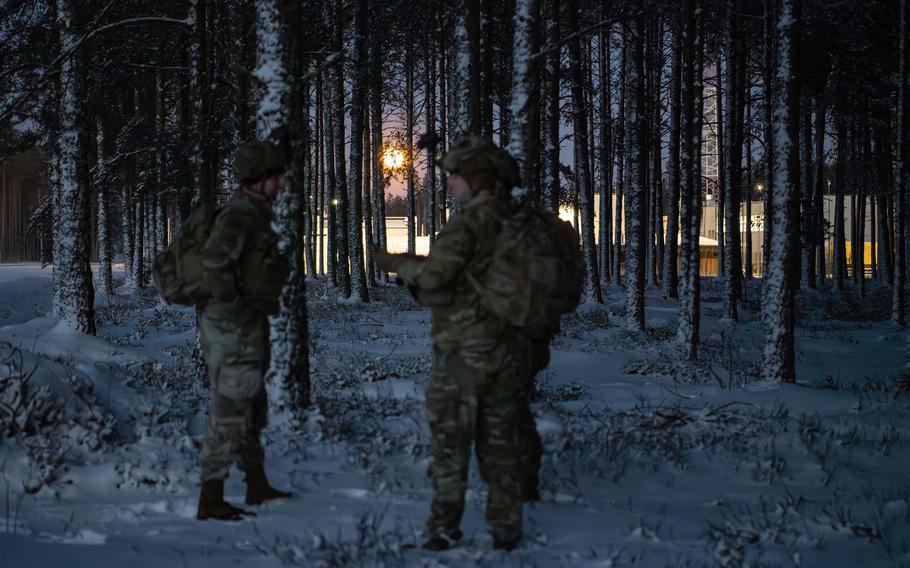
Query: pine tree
507,0,541,196
894,0,908,324
257,0,311,413
663,19,682,298
677,0,703,359
567,0,602,305
622,5,646,328
348,0,370,302
761,0,800,383
52,0,95,335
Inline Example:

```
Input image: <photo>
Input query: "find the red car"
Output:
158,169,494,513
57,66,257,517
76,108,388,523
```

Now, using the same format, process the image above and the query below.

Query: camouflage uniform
393,189,540,545
198,193,287,482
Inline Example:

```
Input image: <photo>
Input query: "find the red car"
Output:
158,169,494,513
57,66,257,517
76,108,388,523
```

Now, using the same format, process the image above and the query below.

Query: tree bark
333,0,351,298
761,0,800,384
621,4,646,328
507,0,541,197
257,0,311,412
543,0,561,213
833,118,847,291
568,0,603,305
51,0,95,334
814,98,826,287
599,8,614,288
663,20,682,297
894,0,908,323
677,0,702,359
348,0,369,302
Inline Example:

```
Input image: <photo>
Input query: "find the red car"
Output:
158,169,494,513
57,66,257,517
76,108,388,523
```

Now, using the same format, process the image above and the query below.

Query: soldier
375,136,545,551
195,140,293,521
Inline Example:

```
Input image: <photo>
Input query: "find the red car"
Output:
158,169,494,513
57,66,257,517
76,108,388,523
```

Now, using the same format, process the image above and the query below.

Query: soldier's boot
196,480,256,521
422,529,463,551
244,465,292,505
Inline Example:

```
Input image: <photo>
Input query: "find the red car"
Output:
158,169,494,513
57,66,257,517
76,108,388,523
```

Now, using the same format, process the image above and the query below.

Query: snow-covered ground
1,263,908,567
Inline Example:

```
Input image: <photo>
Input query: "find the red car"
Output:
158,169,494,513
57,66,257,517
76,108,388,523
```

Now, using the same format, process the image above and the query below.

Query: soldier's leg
517,338,549,501
476,363,525,547
425,348,472,540
201,362,264,480
238,386,267,473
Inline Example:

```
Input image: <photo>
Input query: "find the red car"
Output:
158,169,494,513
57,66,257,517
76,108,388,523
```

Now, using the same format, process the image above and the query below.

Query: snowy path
1,264,909,567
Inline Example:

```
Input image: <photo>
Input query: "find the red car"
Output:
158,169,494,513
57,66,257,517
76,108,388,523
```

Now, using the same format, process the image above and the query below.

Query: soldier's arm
200,209,252,301
396,214,475,291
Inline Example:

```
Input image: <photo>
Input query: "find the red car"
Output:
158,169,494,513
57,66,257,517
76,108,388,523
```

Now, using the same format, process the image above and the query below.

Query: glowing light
331,198,338,206
558,206,575,224
756,183,764,191
382,147,406,170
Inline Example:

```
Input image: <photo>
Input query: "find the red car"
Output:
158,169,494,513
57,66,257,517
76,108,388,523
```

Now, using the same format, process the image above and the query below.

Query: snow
1,265,909,566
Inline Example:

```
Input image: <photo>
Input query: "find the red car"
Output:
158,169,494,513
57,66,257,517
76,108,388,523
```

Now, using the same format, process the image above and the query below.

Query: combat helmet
234,140,288,183
439,135,521,188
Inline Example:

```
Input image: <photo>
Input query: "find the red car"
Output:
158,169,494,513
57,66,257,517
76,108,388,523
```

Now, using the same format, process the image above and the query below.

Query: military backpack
152,200,219,306
468,202,584,338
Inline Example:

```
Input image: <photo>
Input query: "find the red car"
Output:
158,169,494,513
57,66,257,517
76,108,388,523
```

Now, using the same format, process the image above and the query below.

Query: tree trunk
663,21,682,297
323,63,338,287
451,0,475,138
599,8,614,288
52,0,95,334
406,42,416,252
543,0,560,213
348,0,369,302
258,0,311,412
677,0,702,359
894,0,909,323
334,0,351,298
567,0,603,305
621,5,646,328
363,105,376,285
426,26,439,241
762,0,800,383
612,35,626,284
799,97,814,289
480,0,494,138
761,0,775,278
370,38,387,281
507,0,541,197
95,118,114,296
648,20,663,291
716,64,725,281
833,118,847,291
814,98,826,287
722,0,743,319
189,0,211,206
745,91,754,281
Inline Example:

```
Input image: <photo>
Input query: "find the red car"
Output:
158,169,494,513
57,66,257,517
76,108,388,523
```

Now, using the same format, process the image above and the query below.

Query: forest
1,0,909,565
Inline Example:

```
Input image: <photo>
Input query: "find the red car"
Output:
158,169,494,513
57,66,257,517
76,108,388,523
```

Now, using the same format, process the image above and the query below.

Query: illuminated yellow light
558,206,575,224
756,183,764,191
382,147,405,170
331,198,338,206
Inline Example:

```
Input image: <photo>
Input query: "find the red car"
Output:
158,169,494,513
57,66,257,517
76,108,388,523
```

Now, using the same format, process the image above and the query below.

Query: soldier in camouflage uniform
195,141,293,521
375,136,547,551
